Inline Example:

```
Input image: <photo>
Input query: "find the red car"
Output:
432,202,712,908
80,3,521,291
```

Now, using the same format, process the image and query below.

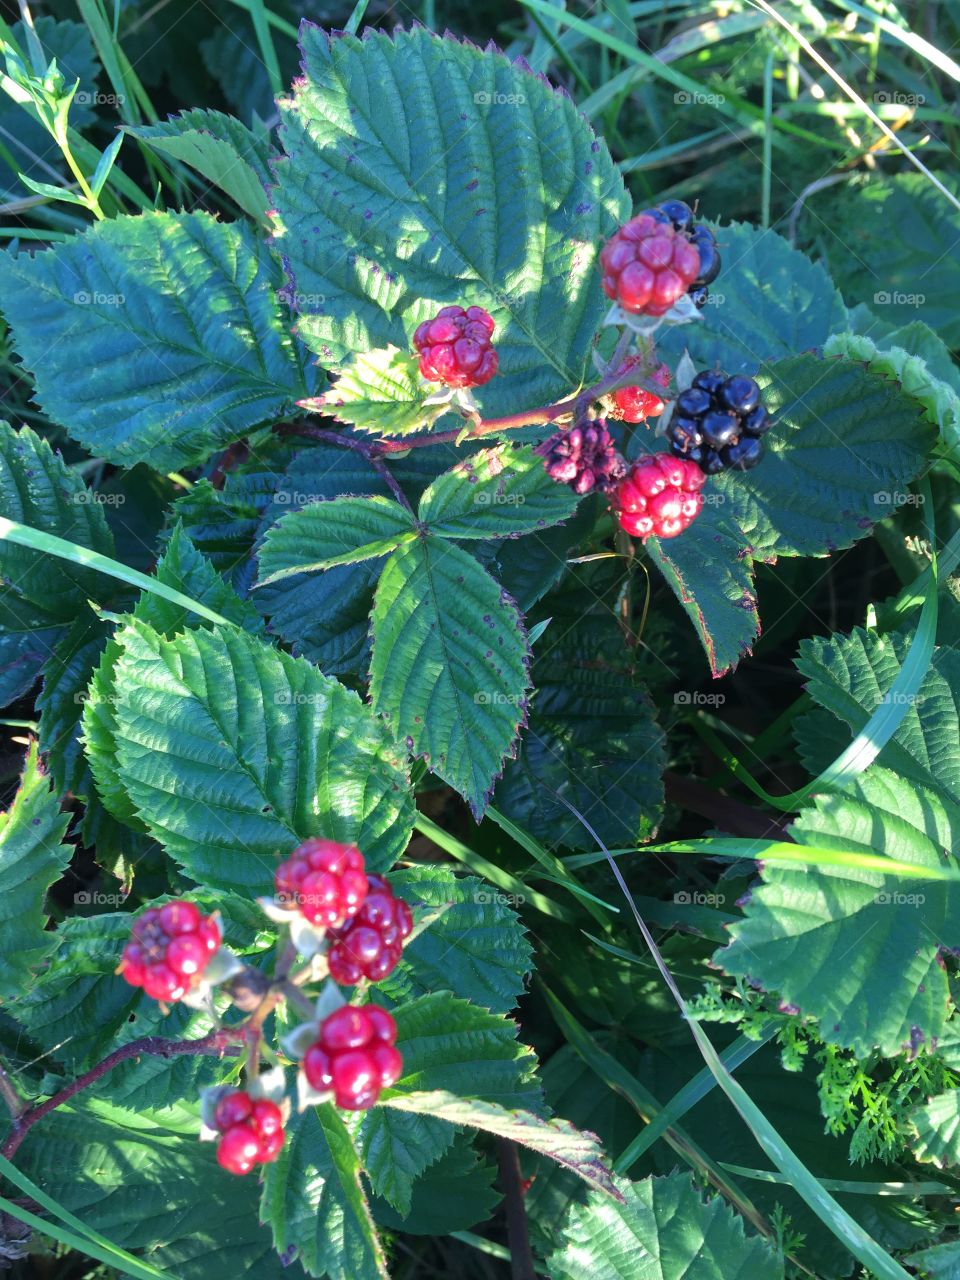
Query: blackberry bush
0,14,950,1280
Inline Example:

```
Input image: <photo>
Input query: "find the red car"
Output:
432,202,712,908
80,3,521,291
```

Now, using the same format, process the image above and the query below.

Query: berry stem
281,979,318,1018
281,362,668,461
0,1030,244,1160
497,1138,537,1280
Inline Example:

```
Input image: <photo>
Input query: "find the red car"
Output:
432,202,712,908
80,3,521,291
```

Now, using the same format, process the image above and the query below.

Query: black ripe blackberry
652,200,722,307
666,371,771,474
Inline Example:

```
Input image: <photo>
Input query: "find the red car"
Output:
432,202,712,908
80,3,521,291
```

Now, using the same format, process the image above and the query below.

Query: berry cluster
413,305,498,389
600,212,701,317
120,901,221,1002
121,838,417,1174
304,1004,402,1111
213,1091,285,1175
667,372,770,474
609,357,670,423
328,874,414,985
275,838,368,927
652,199,721,308
615,454,705,541
537,419,623,495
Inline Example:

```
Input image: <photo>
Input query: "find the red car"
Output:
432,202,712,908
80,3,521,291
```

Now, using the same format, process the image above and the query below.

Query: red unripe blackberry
413,305,498,389
327,876,413,985
213,1091,285,1176
120,902,221,1002
614,454,705,541
303,1004,402,1111
274,838,368,928
600,215,701,317
609,358,670,423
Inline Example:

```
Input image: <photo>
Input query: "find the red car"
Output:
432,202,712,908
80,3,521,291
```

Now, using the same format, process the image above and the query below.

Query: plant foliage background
0,1,957,1279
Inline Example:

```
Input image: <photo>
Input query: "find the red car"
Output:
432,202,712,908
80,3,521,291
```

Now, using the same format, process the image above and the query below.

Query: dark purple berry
719,375,761,415
741,406,771,437
700,410,739,449
692,370,725,395
690,237,721,287
669,417,703,450
673,371,771,475
676,388,713,417
657,199,695,232
722,436,764,470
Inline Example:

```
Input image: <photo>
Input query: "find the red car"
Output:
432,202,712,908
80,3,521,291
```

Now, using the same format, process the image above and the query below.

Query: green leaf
718,767,960,1056
381,865,532,1013
546,1170,783,1279
419,444,580,539
38,615,110,799
369,1133,499,1235
0,623,63,708
0,212,316,471
128,109,272,222
812,173,960,346
497,638,665,850
272,25,629,418
82,525,261,832
370,536,530,817
794,626,960,806
390,990,541,1105
382,1090,618,1198
648,354,933,674
645,505,759,677
260,1103,389,1280
660,220,847,375
312,345,448,436
0,742,71,1001
824,331,960,461
254,446,406,674
909,1089,960,1168
903,1239,960,1278
257,495,416,583
135,524,262,636
11,1095,289,1280
360,990,540,1214
707,354,931,560
106,620,413,892
0,422,115,621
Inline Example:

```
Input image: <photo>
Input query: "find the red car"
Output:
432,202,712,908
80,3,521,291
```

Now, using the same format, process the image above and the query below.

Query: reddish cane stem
0,1029,245,1160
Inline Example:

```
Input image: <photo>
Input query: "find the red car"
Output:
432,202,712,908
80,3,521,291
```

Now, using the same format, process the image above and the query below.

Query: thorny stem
0,1030,244,1160
280,348,668,462
497,1139,537,1280
1,940,307,1162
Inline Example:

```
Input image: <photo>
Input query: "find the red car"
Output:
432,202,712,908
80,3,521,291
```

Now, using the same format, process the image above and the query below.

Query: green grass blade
615,1027,778,1173
560,797,916,1280
643,837,960,881
412,812,573,921
223,0,299,39
486,806,613,922
693,477,937,811
517,0,848,151
718,1163,957,1196
0,1184,174,1280
0,517,230,626
541,984,775,1239
244,0,284,97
